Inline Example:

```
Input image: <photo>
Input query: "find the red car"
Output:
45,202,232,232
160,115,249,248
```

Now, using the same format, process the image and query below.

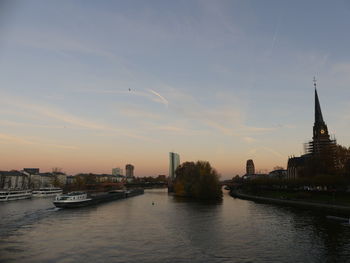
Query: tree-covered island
173,161,222,201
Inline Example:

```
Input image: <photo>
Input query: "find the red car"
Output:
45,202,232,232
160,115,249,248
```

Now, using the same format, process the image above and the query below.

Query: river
0,189,350,263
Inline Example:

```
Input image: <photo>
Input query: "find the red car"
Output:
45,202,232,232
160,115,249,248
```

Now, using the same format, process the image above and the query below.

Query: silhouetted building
169,152,180,181
125,164,134,182
306,88,336,160
242,160,268,180
268,169,287,179
246,159,255,175
287,81,336,178
287,155,309,179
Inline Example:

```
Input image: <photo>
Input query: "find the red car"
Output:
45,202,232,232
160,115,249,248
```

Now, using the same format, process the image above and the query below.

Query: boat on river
32,187,63,197
326,215,350,224
0,189,32,201
53,189,144,208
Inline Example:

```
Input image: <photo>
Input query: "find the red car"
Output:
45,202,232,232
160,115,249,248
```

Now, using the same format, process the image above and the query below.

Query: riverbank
230,190,350,215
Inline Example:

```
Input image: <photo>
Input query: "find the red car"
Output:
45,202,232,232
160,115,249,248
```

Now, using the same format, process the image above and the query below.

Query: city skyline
1,1,350,179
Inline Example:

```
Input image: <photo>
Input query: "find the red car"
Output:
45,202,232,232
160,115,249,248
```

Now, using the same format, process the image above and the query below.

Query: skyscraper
169,152,180,181
125,164,134,178
246,159,255,175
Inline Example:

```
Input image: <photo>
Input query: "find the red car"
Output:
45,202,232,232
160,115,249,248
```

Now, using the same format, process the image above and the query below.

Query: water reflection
243,197,350,262
0,189,349,262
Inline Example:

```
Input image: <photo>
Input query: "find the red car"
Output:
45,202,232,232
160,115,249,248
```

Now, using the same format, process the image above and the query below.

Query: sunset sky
1,1,350,178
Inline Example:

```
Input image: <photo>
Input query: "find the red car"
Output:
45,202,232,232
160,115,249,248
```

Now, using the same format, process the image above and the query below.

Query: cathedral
287,81,336,179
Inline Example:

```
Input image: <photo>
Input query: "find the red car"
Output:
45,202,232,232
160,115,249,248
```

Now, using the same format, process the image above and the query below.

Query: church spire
314,77,324,124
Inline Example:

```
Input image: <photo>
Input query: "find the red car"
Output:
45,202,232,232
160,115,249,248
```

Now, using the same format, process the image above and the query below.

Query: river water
0,189,350,263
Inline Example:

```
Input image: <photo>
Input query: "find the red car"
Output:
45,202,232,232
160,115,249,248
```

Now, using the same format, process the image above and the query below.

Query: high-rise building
125,164,134,178
169,152,180,181
246,159,255,175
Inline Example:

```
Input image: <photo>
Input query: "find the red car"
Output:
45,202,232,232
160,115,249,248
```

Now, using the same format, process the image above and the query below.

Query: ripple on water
1,189,350,263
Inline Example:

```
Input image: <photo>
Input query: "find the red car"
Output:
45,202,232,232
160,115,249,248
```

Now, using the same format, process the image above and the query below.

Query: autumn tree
51,174,62,187
174,161,222,201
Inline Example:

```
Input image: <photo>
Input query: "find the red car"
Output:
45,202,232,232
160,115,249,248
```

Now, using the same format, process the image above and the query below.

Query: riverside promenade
230,190,350,215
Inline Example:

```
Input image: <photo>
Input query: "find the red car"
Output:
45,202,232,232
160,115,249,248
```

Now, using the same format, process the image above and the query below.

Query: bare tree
52,167,63,174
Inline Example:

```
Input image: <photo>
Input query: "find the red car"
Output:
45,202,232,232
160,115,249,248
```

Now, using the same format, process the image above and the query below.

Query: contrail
268,22,279,57
147,89,169,106
267,10,282,58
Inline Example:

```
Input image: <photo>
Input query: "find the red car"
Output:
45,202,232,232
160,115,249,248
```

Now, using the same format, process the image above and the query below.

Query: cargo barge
53,189,144,208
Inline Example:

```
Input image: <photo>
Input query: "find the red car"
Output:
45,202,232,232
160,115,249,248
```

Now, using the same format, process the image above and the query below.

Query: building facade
169,152,180,181
0,171,31,190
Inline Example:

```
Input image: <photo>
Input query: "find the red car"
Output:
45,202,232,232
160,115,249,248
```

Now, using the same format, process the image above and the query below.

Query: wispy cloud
0,133,34,145
79,85,279,141
0,132,78,150
119,108,162,119
0,120,63,129
242,136,256,144
331,62,350,78
262,147,284,158
166,88,276,138
0,93,153,141
153,125,186,132
246,147,284,159
44,144,78,150
9,26,115,59
247,148,257,156
8,101,106,130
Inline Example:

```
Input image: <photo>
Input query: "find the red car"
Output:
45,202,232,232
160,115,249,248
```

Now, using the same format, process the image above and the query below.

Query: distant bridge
125,182,167,188
220,180,234,186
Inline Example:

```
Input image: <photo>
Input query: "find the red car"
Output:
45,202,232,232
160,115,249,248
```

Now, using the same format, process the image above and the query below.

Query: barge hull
54,189,144,208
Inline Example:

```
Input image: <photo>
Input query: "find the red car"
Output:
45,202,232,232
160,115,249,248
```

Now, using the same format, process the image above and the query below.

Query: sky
0,0,350,179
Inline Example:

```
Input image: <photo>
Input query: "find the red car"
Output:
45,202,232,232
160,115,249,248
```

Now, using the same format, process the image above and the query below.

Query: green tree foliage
174,161,222,200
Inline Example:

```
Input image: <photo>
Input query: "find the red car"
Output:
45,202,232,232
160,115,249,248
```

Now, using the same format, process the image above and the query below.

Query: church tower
307,78,337,175
310,78,335,155
312,87,330,153
288,78,337,178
